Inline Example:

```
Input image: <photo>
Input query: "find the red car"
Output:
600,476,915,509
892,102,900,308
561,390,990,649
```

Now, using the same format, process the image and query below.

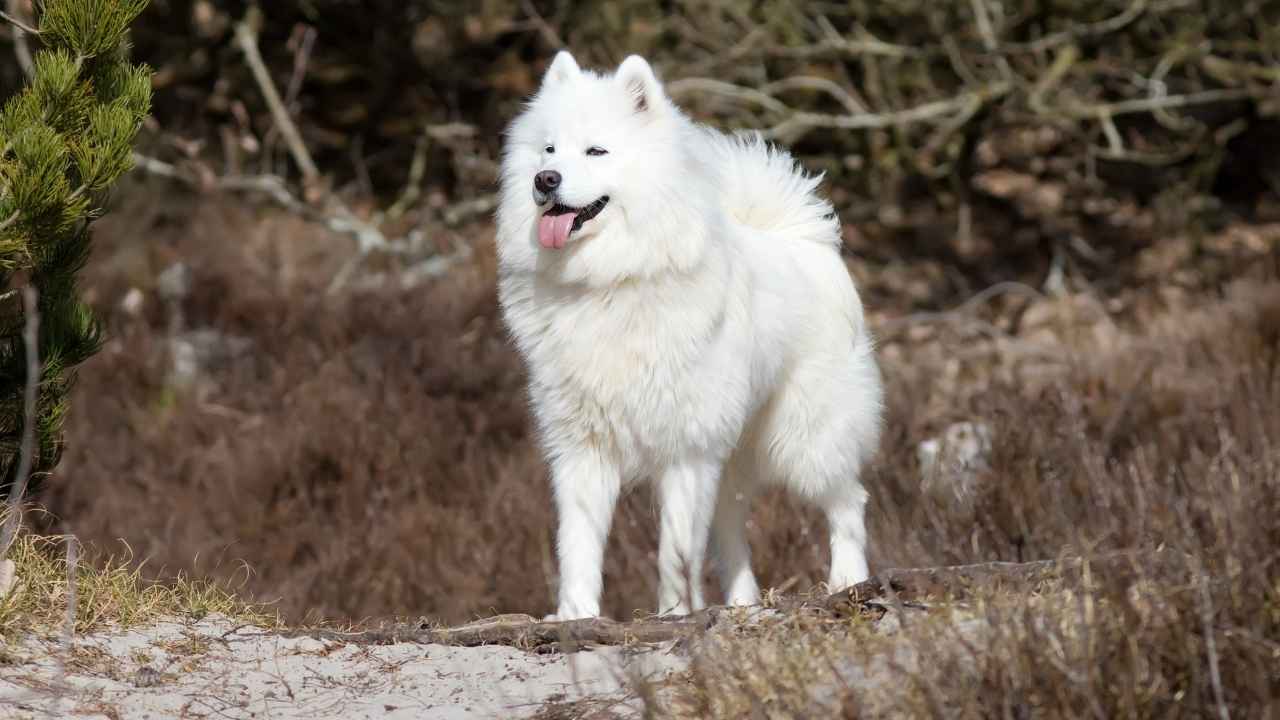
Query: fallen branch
299,551,1174,652
301,612,710,652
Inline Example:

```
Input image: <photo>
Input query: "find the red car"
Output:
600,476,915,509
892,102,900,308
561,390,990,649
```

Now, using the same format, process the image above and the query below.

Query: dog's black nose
534,170,561,194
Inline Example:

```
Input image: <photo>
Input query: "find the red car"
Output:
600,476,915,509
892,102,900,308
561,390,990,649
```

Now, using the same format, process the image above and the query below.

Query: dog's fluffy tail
704,130,841,246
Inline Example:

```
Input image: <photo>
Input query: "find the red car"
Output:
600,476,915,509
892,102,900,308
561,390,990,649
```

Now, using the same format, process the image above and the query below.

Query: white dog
495,51,883,620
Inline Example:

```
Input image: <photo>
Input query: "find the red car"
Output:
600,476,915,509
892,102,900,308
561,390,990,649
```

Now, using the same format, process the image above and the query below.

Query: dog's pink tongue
538,213,575,250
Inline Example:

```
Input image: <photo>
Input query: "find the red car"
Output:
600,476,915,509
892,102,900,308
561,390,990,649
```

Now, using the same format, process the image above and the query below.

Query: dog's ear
543,50,581,87
615,55,664,115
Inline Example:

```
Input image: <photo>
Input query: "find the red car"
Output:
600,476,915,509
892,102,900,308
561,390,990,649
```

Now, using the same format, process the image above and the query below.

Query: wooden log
300,612,710,651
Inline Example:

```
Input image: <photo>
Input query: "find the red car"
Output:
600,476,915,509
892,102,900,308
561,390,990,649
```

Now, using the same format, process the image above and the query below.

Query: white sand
0,615,689,719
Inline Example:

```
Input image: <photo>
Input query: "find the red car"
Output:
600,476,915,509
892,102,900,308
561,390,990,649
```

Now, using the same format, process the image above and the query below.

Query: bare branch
1064,87,1253,120
63,535,78,643
969,0,1014,81
766,83,1011,144
1198,570,1231,720
878,281,1045,333
233,13,319,185
762,75,867,115
283,24,317,112
0,285,41,557
1028,44,1080,115
1004,0,1149,53
3,1,34,76
519,0,565,50
131,153,387,252
764,29,924,61
385,132,430,222
666,77,791,115
442,193,497,227
0,5,38,35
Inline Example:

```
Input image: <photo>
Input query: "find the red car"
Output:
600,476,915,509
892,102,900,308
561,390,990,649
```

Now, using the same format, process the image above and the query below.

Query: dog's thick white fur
495,51,884,620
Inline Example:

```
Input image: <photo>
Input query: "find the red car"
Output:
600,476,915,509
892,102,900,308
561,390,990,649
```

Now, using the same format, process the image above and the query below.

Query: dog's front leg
548,451,621,620
656,456,721,616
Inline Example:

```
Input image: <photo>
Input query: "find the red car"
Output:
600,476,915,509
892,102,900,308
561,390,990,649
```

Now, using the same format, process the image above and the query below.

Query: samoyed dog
495,51,883,620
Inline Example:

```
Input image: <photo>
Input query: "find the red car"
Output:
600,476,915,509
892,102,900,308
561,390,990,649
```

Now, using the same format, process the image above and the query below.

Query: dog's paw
542,611,599,622
543,601,601,622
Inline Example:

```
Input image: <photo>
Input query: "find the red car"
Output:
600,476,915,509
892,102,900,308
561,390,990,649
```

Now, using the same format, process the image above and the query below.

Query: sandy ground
0,615,689,719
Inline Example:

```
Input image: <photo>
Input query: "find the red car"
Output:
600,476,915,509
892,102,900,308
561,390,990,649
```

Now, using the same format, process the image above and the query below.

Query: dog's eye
586,146,608,157
544,145,555,154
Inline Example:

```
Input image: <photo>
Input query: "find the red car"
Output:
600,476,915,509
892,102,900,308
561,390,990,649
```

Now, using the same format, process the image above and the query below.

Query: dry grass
0,522,275,640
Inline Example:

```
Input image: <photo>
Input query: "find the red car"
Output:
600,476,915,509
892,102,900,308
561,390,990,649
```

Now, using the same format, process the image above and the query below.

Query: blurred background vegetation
5,0,1277,300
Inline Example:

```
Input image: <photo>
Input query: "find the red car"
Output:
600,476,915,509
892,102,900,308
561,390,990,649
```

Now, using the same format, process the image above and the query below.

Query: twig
766,83,1011,143
386,132,430,222
0,285,41,556
968,0,1014,81
0,5,38,35
762,75,867,115
669,75,1011,145
132,152,392,253
0,209,19,233
233,14,319,185
519,0,564,50
1028,44,1081,115
132,152,477,296
764,33,923,60
442,193,497,226
63,534,78,647
3,1,33,76
1099,113,1125,154
878,281,1045,335
1004,0,1148,53
665,77,791,115
1064,87,1253,120
283,24,317,112
1198,570,1231,720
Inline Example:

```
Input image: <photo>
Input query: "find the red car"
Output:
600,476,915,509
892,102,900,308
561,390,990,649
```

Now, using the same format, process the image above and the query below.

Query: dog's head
498,51,695,265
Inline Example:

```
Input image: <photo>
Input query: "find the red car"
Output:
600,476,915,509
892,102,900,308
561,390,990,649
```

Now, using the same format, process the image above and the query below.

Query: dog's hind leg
656,455,721,616
823,480,870,591
710,458,761,606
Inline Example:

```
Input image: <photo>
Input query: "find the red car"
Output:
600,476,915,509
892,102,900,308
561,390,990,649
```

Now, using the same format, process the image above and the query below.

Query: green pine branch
0,0,152,499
